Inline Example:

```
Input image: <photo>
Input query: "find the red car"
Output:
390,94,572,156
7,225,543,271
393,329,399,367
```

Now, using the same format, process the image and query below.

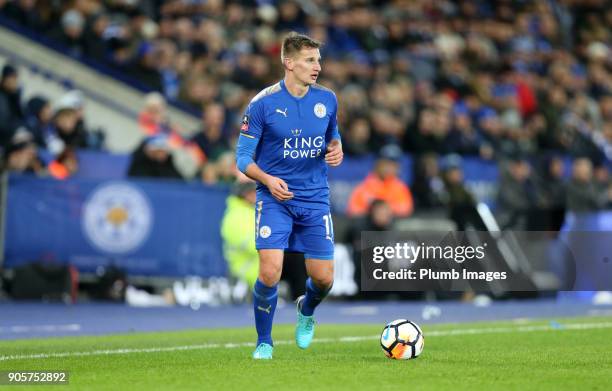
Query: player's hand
325,140,343,167
264,175,294,201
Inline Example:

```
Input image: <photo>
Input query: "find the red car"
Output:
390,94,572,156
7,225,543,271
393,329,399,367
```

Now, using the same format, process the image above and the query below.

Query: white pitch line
1,321,612,362
0,324,81,334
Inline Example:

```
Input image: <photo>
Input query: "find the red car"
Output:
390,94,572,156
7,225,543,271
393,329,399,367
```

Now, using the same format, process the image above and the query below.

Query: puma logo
276,108,288,117
257,305,272,314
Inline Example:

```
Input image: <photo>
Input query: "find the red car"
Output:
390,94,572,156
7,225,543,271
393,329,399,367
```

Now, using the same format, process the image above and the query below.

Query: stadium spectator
51,9,86,58
25,95,54,150
138,92,206,169
1,0,43,30
51,105,86,149
342,117,372,157
534,154,567,230
593,163,612,209
127,134,183,180
129,41,164,92
440,154,484,231
412,153,446,210
2,128,45,175
0,64,24,148
191,102,232,183
55,90,105,150
345,199,395,299
566,158,612,212
191,102,230,163
47,147,79,180
139,92,171,136
83,12,111,63
497,156,537,229
445,104,487,157
347,144,414,217
201,150,238,185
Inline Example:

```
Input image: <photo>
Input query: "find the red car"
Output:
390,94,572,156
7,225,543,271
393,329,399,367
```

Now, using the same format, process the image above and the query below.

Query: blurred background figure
412,153,446,210
52,103,85,149
192,102,230,162
567,158,612,212
440,154,483,231
48,147,79,180
0,64,24,148
497,156,537,230
192,103,231,184
2,128,45,175
534,154,567,230
346,199,395,299
55,90,104,150
221,179,258,301
25,95,56,152
203,150,238,185
347,144,414,217
139,92,172,136
127,134,182,179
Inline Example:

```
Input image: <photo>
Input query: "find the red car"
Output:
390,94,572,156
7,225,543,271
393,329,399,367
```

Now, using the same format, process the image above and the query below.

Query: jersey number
323,214,334,241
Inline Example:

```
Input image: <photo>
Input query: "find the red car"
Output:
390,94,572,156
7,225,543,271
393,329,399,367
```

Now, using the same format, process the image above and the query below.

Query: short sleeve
325,93,340,143
240,99,265,140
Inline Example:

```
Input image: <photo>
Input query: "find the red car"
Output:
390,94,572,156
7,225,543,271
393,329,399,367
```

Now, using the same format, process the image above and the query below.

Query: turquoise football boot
295,295,315,349
252,343,273,360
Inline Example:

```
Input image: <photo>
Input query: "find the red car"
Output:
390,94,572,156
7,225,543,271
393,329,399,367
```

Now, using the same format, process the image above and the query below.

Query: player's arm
325,95,343,167
235,103,293,201
237,145,293,201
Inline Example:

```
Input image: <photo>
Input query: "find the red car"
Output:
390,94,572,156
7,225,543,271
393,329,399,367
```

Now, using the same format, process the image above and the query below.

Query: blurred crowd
0,63,104,179
0,0,611,216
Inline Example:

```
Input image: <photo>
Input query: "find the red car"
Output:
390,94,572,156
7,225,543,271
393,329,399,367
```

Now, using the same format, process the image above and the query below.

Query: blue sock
301,278,330,316
253,279,278,346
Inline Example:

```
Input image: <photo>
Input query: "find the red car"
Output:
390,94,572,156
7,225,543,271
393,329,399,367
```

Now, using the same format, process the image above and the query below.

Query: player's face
291,48,322,85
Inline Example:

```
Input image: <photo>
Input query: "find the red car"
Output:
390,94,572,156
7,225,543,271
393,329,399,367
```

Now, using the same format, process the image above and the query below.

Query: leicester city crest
82,182,153,254
314,103,326,118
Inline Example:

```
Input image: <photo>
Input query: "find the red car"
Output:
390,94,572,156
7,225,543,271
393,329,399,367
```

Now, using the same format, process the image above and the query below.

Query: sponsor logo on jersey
283,133,324,159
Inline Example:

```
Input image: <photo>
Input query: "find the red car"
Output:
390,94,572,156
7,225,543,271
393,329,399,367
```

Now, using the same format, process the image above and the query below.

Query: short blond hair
281,32,321,64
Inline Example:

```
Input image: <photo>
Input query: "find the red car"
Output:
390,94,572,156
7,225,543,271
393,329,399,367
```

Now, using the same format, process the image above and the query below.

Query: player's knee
311,274,334,290
258,265,282,287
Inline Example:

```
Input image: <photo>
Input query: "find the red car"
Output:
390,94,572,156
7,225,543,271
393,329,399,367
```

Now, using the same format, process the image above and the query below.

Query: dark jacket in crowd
566,180,607,212
127,141,183,180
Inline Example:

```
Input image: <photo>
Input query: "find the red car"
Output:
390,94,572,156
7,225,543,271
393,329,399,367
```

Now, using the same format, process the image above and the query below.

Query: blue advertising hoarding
4,175,229,277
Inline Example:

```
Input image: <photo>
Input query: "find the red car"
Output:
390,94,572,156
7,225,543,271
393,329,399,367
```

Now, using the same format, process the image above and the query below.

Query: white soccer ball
380,319,424,360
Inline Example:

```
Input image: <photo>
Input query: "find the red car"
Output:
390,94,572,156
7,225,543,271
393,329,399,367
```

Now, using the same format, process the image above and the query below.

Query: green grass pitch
1,317,611,390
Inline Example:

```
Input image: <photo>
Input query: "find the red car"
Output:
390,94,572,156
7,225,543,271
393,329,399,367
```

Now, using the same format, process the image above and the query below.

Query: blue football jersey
238,80,340,209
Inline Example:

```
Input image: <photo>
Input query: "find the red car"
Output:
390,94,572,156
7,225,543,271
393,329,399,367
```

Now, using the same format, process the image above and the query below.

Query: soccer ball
380,319,424,360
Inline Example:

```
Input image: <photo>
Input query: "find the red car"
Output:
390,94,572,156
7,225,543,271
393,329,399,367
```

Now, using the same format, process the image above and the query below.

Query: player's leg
252,199,292,359
252,249,283,359
301,258,334,316
291,208,335,349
